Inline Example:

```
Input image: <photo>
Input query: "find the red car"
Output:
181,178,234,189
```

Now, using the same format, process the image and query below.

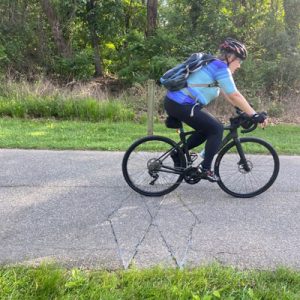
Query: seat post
179,127,185,143
179,127,191,163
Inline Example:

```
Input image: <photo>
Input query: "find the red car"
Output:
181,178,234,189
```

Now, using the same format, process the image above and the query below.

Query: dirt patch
65,76,127,98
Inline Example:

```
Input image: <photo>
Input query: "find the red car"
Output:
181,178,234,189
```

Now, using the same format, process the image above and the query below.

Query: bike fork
234,138,251,172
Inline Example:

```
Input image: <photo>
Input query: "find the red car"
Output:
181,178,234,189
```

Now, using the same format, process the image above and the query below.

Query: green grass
0,97,135,122
0,118,299,154
0,264,300,299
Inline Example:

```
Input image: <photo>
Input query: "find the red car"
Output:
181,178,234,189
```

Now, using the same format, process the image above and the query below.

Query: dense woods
0,0,299,103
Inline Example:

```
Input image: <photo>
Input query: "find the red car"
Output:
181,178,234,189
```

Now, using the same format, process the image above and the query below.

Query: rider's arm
214,64,256,116
220,90,256,116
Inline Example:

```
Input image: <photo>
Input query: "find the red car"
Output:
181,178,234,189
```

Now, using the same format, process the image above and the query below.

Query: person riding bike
164,38,268,182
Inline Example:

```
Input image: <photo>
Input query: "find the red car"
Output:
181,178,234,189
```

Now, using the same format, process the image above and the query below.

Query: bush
53,49,95,81
267,102,284,117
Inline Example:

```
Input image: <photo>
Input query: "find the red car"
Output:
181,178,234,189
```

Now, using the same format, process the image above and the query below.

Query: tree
283,0,300,48
189,0,203,33
86,0,103,77
40,0,72,59
146,0,158,36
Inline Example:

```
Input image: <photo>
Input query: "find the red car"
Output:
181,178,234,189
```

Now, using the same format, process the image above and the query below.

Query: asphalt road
0,149,299,270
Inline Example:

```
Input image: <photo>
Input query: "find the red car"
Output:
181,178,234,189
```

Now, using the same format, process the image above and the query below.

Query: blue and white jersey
167,59,237,105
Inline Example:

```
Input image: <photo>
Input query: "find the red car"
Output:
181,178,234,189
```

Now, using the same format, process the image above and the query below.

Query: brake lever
234,106,243,115
241,123,257,134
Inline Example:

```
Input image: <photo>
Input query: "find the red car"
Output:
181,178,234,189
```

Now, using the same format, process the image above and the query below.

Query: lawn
0,264,300,299
0,118,299,154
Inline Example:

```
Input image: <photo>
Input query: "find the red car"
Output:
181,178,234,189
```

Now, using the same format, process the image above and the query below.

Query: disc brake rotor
238,160,253,174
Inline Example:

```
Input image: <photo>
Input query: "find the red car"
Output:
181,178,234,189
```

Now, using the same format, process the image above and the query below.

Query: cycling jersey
167,60,237,105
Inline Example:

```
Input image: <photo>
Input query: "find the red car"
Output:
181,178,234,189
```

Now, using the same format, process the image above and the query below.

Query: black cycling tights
164,97,223,170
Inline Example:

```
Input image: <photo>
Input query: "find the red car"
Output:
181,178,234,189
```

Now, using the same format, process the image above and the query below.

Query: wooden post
147,79,155,136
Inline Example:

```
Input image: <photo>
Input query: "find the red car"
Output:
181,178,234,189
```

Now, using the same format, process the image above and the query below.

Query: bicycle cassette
183,167,201,184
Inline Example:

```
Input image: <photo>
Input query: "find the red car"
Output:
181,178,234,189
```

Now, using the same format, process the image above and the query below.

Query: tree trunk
283,0,300,48
146,0,158,37
124,0,133,34
189,0,203,33
40,0,72,59
86,0,103,77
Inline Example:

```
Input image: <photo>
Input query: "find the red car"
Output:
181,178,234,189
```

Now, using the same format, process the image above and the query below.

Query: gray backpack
160,53,218,91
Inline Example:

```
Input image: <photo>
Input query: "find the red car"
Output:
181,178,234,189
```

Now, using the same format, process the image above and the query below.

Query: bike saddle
165,115,183,129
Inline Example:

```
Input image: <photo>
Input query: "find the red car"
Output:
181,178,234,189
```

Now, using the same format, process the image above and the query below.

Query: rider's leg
185,109,223,170
164,97,223,171
164,97,207,151
186,131,207,150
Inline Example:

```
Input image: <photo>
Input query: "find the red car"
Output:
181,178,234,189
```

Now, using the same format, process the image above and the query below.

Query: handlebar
241,122,257,134
229,106,265,134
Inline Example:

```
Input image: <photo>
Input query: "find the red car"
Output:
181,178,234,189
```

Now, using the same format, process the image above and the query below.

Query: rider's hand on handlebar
252,112,268,128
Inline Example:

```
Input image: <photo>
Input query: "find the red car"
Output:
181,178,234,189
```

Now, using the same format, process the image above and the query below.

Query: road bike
122,109,280,198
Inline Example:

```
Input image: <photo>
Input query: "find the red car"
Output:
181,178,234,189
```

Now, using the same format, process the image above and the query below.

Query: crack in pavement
134,192,201,269
178,217,197,269
129,194,178,268
106,190,163,269
213,252,239,265
176,193,202,268
104,192,133,269
155,224,180,268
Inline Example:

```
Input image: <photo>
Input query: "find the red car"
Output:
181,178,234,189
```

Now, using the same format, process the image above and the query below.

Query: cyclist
164,38,268,182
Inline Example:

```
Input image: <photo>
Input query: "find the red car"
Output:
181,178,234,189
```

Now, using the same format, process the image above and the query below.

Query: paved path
0,149,299,270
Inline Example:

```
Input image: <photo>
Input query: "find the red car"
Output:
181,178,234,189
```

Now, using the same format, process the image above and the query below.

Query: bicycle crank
183,167,201,184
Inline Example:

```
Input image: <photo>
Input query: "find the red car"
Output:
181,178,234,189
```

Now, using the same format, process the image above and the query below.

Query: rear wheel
215,137,279,198
122,136,186,196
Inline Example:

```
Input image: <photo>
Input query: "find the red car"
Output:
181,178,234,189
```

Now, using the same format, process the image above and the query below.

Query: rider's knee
215,122,224,136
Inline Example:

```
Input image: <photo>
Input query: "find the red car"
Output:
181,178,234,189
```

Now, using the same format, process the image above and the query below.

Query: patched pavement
0,149,299,270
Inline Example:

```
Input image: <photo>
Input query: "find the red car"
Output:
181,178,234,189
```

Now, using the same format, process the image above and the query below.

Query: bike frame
160,122,250,174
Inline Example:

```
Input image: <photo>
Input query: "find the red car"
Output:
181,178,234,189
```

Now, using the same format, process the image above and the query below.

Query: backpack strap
182,81,219,99
188,82,219,88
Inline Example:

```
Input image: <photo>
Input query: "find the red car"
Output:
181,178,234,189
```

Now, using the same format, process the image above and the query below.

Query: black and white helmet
219,38,248,60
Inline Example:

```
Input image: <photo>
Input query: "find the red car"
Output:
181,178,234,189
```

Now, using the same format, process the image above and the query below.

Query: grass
0,264,300,299
0,96,135,122
0,118,299,154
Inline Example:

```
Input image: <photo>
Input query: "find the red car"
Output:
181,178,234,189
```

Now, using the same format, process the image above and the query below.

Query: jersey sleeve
213,61,238,94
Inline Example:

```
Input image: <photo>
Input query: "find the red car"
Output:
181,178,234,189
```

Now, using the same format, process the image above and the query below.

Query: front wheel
122,135,186,197
215,137,280,198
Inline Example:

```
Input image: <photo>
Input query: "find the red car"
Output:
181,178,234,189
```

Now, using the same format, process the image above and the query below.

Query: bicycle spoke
216,138,279,197
122,136,185,196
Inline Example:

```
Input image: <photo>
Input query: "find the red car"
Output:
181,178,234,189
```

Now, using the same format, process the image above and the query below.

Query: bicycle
122,109,280,198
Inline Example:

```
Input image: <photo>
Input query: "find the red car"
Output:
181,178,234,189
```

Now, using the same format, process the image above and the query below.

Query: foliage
0,0,299,99
53,49,95,81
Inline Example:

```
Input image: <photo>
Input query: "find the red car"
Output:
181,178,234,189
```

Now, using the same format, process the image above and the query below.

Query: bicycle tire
215,137,280,198
122,135,186,196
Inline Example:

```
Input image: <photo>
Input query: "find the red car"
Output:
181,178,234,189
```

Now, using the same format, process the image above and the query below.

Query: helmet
219,38,248,60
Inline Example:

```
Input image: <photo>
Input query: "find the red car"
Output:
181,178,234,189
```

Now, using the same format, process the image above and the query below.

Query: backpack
160,52,217,91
